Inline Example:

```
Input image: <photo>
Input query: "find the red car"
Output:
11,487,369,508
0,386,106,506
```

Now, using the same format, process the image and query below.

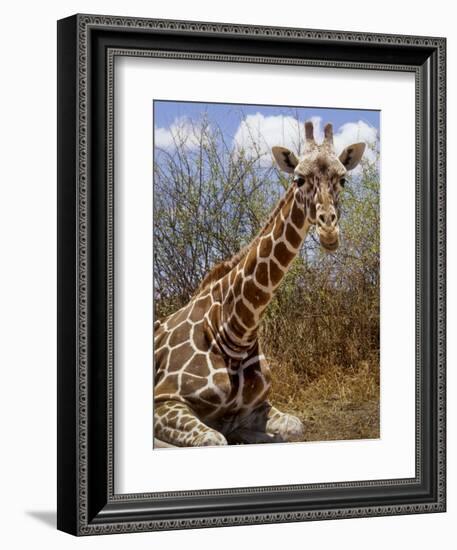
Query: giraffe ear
272,146,299,173
339,143,366,171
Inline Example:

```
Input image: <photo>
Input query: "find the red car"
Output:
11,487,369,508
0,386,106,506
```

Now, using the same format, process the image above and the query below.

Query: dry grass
259,268,380,443
267,357,380,442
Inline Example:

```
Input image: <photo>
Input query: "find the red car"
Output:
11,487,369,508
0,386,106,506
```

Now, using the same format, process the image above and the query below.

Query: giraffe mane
193,184,295,296
193,246,249,296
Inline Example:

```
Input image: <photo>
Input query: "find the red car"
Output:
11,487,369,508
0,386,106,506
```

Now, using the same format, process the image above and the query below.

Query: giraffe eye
294,175,305,186
339,178,347,188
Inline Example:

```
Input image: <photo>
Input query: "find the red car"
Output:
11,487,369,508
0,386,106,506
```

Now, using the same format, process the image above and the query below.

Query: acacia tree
261,146,380,371
153,116,283,315
153,115,380,373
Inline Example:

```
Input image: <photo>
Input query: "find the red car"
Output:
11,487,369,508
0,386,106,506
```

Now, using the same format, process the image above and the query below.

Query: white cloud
156,113,379,176
232,113,378,171
233,113,306,166
334,120,378,165
333,120,378,176
154,116,207,149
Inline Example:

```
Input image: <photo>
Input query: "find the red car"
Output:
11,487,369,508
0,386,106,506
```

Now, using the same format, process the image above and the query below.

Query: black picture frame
57,13,446,536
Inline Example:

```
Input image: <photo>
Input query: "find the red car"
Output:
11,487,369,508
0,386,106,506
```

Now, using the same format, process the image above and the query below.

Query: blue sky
154,100,380,144
153,101,380,176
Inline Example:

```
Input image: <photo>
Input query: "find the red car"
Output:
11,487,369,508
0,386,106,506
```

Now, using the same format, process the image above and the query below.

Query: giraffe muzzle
316,204,340,252
317,226,340,252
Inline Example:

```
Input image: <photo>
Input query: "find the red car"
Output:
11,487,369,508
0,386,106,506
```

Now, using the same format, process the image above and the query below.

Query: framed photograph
57,14,446,535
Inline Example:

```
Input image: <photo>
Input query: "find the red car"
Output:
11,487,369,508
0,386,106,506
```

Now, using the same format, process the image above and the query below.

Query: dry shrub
259,253,380,441
154,115,380,442
268,357,380,441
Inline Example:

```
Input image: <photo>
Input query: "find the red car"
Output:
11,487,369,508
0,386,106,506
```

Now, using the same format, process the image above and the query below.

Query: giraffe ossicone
154,120,366,447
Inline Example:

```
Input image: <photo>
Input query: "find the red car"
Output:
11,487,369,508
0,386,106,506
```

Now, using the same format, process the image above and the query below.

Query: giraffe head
272,121,366,252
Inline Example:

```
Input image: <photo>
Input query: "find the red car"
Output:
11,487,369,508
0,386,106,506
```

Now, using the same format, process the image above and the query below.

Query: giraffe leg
226,402,304,443
154,400,227,447
223,402,282,444
265,404,305,442
226,428,283,444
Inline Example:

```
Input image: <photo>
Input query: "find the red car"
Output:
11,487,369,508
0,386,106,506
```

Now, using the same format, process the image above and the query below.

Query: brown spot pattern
259,237,273,258
192,323,209,352
291,202,305,228
308,201,316,221
198,388,222,404
255,262,269,287
243,248,257,277
233,274,243,297
168,321,192,347
168,344,194,371
220,275,229,297
154,328,168,348
274,242,295,267
189,296,211,322
281,194,294,219
213,371,231,390
155,347,169,365
269,259,283,285
243,278,270,307
273,217,284,240
155,374,179,396
186,356,210,378
181,371,207,393
235,299,255,327
166,305,191,329
211,281,222,302
231,315,247,338
285,223,302,248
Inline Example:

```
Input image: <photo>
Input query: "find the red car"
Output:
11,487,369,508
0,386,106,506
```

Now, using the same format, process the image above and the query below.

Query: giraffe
154,120,366,447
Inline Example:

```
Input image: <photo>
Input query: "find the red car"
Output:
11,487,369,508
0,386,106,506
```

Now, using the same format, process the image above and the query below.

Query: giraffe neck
214,183,310,355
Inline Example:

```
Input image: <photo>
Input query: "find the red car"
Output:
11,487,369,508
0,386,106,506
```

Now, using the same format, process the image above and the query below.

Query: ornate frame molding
57,14,446,535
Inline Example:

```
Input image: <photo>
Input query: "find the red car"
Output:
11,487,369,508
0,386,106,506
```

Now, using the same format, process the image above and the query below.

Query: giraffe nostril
330,213,337,224
318,214,326,226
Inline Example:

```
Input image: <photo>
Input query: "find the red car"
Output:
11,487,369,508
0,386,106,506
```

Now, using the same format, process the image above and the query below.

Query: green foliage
154,117,282,311
154,117,379,378
262,145,380,375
